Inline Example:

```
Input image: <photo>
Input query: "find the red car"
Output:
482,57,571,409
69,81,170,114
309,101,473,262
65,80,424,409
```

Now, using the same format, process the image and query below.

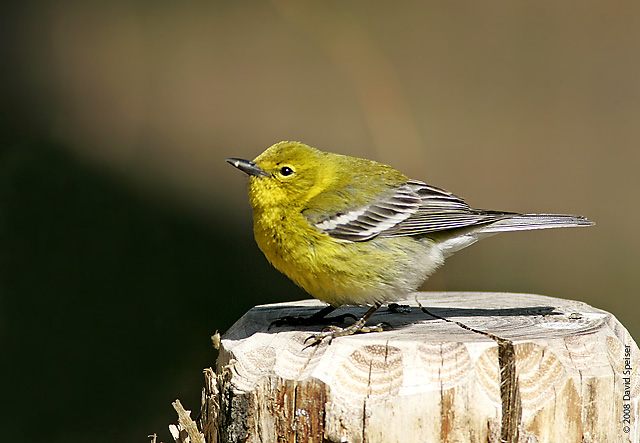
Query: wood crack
418,303,521,443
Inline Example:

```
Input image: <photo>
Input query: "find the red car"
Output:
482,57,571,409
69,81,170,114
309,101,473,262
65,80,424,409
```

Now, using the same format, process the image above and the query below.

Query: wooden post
182,292,640,443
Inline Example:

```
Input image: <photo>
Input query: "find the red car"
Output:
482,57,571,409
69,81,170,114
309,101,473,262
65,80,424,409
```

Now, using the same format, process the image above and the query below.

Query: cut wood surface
197,292,640,443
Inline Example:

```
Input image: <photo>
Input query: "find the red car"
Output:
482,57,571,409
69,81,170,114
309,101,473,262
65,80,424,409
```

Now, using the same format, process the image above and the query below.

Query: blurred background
1,1,638,441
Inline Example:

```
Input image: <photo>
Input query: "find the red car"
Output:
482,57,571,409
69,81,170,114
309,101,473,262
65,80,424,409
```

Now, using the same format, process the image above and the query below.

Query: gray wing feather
312,179,593,242
313,182,422,241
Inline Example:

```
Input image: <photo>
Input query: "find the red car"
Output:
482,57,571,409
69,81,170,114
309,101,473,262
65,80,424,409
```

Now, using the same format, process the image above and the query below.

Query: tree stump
194,292,640,443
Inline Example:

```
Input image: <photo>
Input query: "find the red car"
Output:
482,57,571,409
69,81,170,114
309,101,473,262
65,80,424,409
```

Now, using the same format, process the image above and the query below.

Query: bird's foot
387,303,412,314
303,321,385,348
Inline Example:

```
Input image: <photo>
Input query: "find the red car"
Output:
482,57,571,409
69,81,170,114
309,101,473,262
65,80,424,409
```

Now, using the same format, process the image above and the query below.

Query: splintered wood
194,292,640,443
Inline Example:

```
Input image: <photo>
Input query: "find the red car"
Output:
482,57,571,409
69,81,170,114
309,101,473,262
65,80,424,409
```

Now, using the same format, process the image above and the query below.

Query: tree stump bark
194,292,640,443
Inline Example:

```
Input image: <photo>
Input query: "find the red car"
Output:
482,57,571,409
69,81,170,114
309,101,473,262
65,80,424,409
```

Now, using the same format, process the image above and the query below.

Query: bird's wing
310,180,513,242
309,181,422,241
380,180,515,237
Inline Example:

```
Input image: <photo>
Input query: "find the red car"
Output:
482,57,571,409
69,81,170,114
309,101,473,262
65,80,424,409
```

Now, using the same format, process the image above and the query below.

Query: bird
227,141,594,345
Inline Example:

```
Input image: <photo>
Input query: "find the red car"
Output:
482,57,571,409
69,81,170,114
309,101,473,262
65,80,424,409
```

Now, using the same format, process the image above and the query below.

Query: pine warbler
227,141,594,344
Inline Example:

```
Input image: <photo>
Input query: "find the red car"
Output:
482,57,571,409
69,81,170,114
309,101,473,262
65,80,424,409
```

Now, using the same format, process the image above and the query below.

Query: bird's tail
436,213,594,257
475,213,595,234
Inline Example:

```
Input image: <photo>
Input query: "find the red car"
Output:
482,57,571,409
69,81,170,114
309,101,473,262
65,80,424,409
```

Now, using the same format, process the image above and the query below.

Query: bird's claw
302,322,386,349
387,303,412,314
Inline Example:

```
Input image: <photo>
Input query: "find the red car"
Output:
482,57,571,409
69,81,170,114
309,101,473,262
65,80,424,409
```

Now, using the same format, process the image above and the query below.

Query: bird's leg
269,305,357,330
304,302,384,347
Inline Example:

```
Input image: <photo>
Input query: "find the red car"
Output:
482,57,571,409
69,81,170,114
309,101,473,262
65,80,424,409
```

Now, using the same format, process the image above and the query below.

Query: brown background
2,1,638,442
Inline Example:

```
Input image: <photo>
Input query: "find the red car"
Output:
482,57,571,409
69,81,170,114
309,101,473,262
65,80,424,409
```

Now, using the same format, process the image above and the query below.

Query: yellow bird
227,141,594,345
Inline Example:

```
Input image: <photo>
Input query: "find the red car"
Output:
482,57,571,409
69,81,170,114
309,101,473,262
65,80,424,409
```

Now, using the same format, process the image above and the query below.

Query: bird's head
227,141,336,211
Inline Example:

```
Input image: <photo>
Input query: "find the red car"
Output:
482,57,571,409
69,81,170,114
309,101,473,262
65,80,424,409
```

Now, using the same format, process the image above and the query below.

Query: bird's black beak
226,158,271,177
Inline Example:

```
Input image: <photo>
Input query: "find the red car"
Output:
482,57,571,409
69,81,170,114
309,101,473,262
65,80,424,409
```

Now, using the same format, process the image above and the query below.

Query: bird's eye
279,166,294,176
